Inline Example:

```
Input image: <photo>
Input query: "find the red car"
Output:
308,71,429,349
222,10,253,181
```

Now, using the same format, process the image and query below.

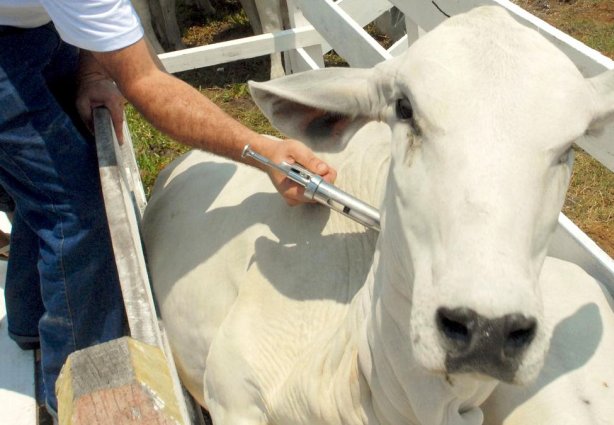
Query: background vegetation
127,0,614,257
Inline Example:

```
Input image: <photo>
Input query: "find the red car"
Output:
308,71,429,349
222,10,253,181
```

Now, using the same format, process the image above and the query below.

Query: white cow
143,6,614,425
481,258,614,424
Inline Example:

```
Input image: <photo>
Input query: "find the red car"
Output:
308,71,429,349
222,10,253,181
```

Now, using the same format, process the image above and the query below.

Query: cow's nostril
436,307,476,350
440,316,469,340
504,315,537,355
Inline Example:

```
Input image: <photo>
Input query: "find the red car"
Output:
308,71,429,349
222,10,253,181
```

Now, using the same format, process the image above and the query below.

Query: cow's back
143,122,390,404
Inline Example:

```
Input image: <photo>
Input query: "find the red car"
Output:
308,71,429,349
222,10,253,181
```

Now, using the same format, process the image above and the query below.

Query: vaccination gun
242,145,381,232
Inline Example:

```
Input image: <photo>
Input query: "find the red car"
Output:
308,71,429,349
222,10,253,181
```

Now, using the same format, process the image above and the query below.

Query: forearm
124,71,268,163
93,39,273,165
92,38,336,204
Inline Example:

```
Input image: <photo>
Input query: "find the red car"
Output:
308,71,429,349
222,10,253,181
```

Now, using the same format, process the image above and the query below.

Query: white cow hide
482,258,614,425
143,6,614,425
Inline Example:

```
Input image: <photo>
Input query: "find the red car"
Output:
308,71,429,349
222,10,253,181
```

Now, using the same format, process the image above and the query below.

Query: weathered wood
56,337,183,425
120,123,148,220
93,108,198,425
95,107,161,348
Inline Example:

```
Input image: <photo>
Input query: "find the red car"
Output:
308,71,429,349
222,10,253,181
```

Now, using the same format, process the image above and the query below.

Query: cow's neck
358,241,495,425
269,264,375,425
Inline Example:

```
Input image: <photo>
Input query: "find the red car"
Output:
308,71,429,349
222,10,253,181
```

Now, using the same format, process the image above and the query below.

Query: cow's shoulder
482,256,614,425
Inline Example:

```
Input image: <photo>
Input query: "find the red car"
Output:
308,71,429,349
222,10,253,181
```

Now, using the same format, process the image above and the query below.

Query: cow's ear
249,67,380,151
588,69,614,133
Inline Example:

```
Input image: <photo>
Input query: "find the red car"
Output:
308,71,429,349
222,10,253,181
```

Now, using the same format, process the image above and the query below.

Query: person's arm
92,38,336,205
76,50,127,143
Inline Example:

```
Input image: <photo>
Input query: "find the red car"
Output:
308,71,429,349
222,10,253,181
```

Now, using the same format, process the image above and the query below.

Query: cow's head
249,6,614,384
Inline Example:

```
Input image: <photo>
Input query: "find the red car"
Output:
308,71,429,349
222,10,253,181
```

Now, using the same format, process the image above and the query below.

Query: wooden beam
285,0,324,73
94,108,200,425
336,0,393,31
159,26,323,73
56,337,184,425
95,108,161,348
550,214,614,293
295,0,391,67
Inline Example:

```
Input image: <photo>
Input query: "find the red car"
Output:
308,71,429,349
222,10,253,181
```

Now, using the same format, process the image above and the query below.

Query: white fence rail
158,0,614,291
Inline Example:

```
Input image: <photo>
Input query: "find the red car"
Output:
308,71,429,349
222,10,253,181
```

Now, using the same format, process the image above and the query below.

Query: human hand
255,138,337,206
76,74,127,144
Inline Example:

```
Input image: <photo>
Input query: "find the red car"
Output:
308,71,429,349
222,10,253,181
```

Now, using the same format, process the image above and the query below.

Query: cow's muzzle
436,307,537,382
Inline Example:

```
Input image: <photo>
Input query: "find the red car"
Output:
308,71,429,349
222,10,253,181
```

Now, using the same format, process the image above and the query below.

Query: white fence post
285,0,325,73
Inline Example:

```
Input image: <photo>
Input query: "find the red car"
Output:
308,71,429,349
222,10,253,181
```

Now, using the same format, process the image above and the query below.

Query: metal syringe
242,145,380,231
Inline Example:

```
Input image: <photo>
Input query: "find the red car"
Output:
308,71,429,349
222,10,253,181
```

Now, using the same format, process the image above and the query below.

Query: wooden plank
95,108,161,348
56,337,184,425
94,108,197,425
0,260,37,425
295,0,392,67
550,214,614,294
120,123,148,219
287,47,324,72
159,325,207,425
160,26,323,73
285,0,325,73
336,0,393,30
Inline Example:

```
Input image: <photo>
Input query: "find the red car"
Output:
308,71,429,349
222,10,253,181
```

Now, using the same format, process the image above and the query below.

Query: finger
277,178,305,206
290,145,335,180
76,98,94,133
109,106,125,145
320,167,337,184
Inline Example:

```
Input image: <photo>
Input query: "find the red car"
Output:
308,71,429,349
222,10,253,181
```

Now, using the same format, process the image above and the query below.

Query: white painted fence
159,0,614,294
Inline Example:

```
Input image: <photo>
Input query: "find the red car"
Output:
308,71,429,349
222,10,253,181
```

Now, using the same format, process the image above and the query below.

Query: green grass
126,105,188,197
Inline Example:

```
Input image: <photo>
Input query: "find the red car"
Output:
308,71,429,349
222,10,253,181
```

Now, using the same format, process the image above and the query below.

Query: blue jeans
0,23,125,413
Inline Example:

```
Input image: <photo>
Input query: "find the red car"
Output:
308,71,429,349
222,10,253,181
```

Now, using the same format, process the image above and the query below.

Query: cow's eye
396,98,413,120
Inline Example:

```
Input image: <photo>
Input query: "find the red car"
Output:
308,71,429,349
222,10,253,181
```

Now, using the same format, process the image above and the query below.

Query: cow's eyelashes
396,98,414,120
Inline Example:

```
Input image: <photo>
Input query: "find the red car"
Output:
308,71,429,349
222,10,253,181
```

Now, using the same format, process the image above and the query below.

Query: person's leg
5,209,43,349
0,24,125,413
